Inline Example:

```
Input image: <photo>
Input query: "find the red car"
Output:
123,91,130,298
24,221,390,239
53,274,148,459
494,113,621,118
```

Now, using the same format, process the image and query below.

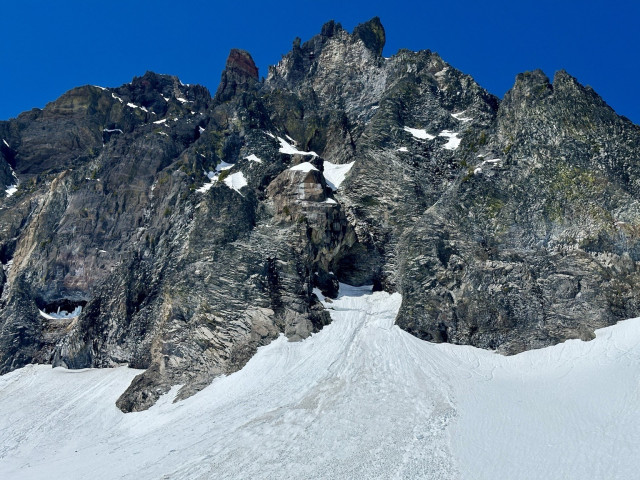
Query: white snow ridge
451,111,472,122
1,285,639,479
289,161,318,173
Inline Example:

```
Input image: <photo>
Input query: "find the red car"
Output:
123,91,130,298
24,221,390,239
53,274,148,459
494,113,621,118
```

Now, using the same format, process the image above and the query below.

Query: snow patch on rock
438,130,461,150
323,161,355,191
451,111,472,122
4,185,17,197
196,162,235,193
289,162,318,173
38,306,83,320
127,103,148,112
404,126,435,140
245,154,262,163
278,137,317,156
223,172,247,193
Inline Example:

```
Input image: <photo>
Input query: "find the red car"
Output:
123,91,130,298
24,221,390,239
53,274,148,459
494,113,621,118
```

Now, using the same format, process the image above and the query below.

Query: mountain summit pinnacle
353,16,386,56
215,48,259,101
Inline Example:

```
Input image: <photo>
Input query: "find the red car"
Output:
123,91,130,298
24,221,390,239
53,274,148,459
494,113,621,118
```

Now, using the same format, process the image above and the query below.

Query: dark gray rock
215,49,259,102
352,16,385,57
2,17,640,411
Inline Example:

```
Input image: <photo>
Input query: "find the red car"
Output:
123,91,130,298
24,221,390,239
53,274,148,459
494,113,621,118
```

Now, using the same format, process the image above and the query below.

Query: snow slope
1,286,639,479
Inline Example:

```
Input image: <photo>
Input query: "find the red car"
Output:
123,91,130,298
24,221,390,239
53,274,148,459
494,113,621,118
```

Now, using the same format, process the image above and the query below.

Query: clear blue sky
2,0,639,123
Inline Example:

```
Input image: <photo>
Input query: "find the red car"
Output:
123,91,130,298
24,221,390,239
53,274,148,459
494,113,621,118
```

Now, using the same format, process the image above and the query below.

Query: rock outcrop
2,18,640,410
215,49,259,102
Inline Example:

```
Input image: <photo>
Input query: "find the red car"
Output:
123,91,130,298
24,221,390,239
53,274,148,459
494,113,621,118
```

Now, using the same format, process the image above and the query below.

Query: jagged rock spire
353,17,386,57
215,48,259,102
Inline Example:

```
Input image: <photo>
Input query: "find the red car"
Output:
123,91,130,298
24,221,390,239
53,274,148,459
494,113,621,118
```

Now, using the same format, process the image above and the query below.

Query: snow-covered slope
1,286,639,479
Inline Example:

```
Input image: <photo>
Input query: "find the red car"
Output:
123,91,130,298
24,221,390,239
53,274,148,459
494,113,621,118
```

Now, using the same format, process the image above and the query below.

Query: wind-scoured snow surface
1,286,639,479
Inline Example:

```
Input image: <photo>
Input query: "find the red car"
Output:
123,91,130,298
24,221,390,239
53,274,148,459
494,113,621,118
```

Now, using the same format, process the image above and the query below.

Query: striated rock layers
2,17,640,411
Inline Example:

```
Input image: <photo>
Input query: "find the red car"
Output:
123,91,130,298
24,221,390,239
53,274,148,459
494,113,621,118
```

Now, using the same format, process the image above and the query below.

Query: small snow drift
127,103,148,112
196,161,235,193
38,305,82,320
451,111,472,122
4,184,17,197
3,161,19,197
195,182,214,194
438,130,461,150
35,299,86,321
223,172,247,192
323,161,355,190
245,154,262,163
404,126,435,140
277,137,317,156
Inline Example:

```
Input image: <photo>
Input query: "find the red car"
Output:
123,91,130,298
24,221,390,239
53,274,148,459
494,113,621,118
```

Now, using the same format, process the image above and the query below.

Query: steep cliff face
1,18,640,411
396,70,640,353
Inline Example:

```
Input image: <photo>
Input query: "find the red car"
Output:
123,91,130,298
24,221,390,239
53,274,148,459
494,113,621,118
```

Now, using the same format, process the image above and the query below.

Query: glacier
0,285,638,479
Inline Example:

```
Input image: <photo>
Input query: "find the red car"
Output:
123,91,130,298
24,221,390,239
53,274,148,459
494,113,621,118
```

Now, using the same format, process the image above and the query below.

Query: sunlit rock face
2,17,640,411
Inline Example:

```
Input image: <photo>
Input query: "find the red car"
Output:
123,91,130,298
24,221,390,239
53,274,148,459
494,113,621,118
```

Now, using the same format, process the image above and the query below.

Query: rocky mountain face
1,17,640,411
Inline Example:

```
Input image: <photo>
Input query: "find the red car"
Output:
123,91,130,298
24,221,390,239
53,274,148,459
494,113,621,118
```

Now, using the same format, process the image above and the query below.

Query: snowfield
1,286,639,479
